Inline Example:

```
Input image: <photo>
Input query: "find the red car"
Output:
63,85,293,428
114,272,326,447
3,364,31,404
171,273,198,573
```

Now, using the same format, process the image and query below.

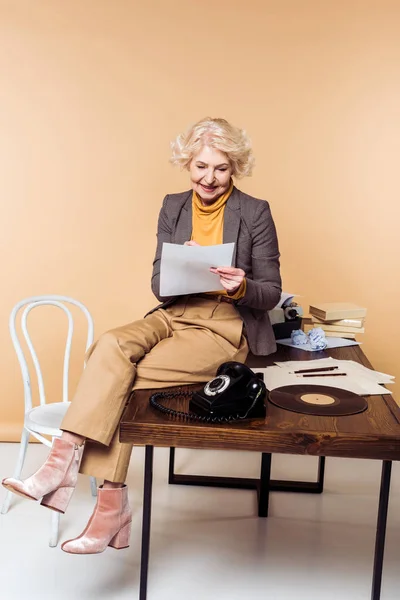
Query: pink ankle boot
61,485,132,554
2,437,83,513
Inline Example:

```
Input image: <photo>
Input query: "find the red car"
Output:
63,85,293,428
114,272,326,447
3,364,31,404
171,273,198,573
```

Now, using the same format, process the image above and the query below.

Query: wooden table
120,344,400,600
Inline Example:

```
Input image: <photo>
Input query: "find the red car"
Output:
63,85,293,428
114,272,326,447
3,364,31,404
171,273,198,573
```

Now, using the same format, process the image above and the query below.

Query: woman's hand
184,242,246,294
210,266,246,294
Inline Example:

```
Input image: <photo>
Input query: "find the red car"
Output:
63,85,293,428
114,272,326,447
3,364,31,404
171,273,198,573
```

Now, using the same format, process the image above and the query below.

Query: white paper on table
338,360,395,385
273,292,298,309
274,358,396,386
274,357,338,370
160,242,235,296
277,337,360,351
257,366,392,395
269,358,395,395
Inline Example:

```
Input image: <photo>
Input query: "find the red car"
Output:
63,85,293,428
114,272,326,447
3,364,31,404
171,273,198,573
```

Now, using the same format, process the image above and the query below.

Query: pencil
293,366,339,374
297,373,347,378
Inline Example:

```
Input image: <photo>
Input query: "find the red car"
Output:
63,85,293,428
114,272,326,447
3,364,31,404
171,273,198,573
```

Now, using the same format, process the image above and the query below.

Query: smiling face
189,145,233,205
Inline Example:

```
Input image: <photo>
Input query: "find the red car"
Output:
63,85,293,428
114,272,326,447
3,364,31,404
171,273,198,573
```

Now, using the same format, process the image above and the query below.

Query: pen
296,373,347,378
293,366,339,374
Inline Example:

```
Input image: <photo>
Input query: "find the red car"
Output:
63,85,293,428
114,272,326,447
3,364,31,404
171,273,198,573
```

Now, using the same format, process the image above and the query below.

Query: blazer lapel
174,191,192,245
223,186,241,264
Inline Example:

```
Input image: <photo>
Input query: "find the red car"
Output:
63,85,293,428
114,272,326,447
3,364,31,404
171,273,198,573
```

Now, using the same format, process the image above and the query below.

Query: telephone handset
150,361,266,423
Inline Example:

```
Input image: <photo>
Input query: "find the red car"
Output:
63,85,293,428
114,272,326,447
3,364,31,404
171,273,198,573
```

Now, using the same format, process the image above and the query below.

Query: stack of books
302,302,367,339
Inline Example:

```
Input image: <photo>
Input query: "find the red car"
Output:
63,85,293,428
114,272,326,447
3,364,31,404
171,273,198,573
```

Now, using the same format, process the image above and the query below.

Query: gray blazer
149,186,282,355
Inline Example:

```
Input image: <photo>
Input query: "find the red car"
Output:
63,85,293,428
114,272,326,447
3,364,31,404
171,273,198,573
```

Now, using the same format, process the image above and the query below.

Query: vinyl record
269,385,368,416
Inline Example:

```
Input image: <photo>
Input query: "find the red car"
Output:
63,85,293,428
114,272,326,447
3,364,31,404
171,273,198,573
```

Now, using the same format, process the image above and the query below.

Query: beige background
1,0,399,440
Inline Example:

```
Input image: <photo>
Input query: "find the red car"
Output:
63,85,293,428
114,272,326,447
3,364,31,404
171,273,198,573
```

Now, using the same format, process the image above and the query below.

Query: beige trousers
61,296,248,482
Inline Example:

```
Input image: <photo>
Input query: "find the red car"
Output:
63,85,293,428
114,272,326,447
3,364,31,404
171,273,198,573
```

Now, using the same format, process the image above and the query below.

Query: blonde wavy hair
170,117,255,178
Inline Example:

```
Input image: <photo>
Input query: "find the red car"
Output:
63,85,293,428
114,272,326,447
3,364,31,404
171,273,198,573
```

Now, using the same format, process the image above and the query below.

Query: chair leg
49,510,60,547
1,428,30,514
90,476,97,497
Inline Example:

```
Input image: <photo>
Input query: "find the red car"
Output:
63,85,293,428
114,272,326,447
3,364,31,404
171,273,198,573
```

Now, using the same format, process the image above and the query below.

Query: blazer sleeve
151,195,175,302
235,201,282,311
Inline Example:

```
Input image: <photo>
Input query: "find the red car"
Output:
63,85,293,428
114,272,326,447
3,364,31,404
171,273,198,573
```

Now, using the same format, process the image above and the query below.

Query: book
309,302,367,321
311,315,364,328
322,331,357,340
304,325,358,340
310,323,365,334
301,315,313,327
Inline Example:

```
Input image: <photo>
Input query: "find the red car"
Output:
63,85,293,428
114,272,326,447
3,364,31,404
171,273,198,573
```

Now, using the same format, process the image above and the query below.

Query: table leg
140,445,154,600
168,448,325,518
371,460,392,600
257,453,272,517
318,455,326,493
168,446,176,484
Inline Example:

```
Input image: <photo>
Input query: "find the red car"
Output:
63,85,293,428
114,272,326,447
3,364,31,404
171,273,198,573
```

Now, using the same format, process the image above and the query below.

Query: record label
269,385,368,416
300,393,336,405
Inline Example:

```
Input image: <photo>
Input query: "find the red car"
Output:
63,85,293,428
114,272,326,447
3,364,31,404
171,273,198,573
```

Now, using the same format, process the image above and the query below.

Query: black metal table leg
257,453,272,517
168,448,326,517
268,456,325,494
317,455,326,493
168,446,176,484
371,460,392,600
140,445,154,600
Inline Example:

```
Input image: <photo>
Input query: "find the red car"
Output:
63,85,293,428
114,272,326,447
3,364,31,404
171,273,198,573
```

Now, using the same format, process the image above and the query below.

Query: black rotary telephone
150,362,267,423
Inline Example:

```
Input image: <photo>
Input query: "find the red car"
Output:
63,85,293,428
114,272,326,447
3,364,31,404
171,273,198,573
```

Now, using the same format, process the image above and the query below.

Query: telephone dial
150,362,267,423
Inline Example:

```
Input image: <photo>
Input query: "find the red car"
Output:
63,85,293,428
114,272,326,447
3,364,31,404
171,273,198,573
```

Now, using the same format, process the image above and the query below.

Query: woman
2,117,281,554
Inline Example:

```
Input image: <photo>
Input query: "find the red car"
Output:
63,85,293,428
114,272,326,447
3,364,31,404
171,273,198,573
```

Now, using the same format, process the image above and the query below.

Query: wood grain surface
120,345,400,461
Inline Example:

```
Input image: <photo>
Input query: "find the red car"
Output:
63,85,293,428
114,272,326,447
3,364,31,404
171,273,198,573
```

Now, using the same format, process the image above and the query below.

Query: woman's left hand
209,266,246,294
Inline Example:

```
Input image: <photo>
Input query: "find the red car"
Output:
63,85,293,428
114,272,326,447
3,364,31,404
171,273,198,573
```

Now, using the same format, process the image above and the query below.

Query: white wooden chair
1,295,97,547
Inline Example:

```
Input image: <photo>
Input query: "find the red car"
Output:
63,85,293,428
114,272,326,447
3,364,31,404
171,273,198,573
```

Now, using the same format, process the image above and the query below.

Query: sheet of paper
160,242,235,296
266,358,395,395
257,366,392,395
274,358,395,384
277,337,360,351
274,357,338,370
273,292,298,309
329,360,395,385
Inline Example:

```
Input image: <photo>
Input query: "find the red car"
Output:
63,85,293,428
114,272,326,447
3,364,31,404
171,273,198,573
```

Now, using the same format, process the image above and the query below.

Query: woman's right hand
184,240,200,246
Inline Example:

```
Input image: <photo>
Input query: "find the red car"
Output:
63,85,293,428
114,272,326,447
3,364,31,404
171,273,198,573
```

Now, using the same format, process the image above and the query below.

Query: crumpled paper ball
291,329,309,346
308,327,327,350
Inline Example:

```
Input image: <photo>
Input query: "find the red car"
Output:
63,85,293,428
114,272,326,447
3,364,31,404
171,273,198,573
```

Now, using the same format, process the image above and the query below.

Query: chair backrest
10,295,94,414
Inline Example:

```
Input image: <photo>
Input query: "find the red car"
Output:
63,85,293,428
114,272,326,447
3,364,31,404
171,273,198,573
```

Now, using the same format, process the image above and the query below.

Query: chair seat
25,402,71,437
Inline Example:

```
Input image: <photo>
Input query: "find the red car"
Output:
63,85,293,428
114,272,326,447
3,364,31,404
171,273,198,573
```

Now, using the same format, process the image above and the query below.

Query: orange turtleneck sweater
191,182,246,300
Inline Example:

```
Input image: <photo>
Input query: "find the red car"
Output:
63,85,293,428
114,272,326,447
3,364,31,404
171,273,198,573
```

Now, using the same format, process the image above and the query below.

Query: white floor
1,444,399,600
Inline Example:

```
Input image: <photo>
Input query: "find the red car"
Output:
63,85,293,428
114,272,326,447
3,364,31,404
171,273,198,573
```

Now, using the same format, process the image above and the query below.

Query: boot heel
109,521,131,549
40,486,74,514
